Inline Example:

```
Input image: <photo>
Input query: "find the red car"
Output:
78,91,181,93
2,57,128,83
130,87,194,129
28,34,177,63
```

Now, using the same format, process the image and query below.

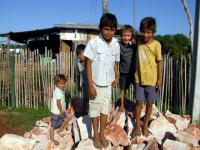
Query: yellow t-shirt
134,40,162,86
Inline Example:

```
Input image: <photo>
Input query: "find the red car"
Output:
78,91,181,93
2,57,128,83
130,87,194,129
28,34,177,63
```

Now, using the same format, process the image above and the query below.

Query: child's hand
156,79,162,91
58,113,62,118
60,110,64,115
132,38,136,45
88,84,97,100
112,79,119,88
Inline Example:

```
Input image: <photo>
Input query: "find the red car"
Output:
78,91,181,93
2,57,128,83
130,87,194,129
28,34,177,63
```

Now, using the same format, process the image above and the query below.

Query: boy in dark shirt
76,44,89,115
119,24,137,112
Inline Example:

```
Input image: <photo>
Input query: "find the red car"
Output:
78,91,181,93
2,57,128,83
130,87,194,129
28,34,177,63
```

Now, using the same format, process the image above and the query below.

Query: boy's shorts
135,84,159,102
120,73,134,90
89,84,111,118
51,112,67,129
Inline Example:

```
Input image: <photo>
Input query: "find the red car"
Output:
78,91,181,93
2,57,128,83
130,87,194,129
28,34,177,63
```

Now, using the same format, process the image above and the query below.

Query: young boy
134,17,162,137
50,74,68,145
84,13,120,149
76,44,89,115
119,24,137,112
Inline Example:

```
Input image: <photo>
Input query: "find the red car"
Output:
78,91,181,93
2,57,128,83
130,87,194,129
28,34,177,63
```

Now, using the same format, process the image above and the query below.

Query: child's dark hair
99,13,118,29
120,24,134,36
54,74,67,84
76,44,86,55
139,17,156,33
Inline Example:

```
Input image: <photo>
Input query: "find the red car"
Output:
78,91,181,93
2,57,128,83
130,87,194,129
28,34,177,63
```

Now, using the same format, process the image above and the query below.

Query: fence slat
0,49,192,114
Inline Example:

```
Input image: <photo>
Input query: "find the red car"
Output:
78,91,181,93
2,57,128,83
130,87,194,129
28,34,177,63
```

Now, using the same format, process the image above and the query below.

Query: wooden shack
0,23,100,55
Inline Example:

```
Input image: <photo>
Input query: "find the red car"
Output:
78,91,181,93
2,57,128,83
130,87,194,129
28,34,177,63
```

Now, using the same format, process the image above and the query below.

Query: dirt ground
0,113,22,138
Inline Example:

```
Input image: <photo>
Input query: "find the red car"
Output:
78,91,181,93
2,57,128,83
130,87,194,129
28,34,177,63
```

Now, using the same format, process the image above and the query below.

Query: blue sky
0,0,196,38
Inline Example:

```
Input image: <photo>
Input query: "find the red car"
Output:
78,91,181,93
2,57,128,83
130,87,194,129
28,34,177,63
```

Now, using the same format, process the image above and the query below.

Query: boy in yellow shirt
134,17,162,137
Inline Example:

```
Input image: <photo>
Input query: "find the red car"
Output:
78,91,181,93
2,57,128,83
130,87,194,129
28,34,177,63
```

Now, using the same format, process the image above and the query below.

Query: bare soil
0,112,23,138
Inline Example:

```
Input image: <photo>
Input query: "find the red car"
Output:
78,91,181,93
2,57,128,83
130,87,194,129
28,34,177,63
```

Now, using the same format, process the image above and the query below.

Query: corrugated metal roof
55,22,122,30
0,27,60,44
0,22,122,43
55,23,99,30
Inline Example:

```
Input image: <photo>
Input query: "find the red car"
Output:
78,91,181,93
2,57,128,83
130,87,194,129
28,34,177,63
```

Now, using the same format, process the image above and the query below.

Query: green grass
1,107,50,134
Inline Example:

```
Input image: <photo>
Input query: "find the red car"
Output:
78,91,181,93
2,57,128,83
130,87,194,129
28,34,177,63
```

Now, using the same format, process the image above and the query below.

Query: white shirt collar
99,34,118,46
55,86,64,92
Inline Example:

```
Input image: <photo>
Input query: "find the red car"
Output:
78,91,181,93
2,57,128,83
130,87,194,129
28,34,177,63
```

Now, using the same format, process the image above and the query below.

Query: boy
84,13,120,149
76,44,89,115
119,24,137,112
134,17,162,137
50,74,68,145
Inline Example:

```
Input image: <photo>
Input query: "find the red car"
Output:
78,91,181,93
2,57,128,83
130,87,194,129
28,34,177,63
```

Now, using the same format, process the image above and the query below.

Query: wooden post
9,37,16,107
190,0,200,123
102,0,108,14
132,0,135,27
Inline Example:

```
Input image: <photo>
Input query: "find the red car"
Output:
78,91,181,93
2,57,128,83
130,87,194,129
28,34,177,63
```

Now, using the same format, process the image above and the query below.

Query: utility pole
190,0,200,123
133,0,135,27
102,0,108,14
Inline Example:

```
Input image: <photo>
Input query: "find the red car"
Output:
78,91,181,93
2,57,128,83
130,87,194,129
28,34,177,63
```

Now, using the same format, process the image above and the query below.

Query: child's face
140,29,154,43
121,30,133,45
77,50,85,62
56,80,66,90
100,26,116,43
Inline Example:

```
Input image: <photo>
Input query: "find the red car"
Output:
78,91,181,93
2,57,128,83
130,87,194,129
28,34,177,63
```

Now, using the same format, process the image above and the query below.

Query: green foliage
155,34,190,57
1,44,26,49
65,90,72,107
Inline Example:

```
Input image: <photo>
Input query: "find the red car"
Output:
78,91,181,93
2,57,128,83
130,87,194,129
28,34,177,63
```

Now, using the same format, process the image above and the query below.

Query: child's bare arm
85,58,96,98
112,63,119,87
156,61,162,91
57,100,62,114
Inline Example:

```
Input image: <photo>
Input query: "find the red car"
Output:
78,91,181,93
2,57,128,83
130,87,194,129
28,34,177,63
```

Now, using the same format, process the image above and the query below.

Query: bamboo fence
0,49,192,114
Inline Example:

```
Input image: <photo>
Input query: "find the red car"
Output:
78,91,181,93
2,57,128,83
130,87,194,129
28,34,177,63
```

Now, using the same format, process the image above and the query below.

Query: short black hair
99,13,118,29
76,44,86,55
54,74,67,84
139,17,156,33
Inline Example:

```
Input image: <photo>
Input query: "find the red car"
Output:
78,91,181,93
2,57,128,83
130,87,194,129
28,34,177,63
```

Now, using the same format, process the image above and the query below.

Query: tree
154,34,190,57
